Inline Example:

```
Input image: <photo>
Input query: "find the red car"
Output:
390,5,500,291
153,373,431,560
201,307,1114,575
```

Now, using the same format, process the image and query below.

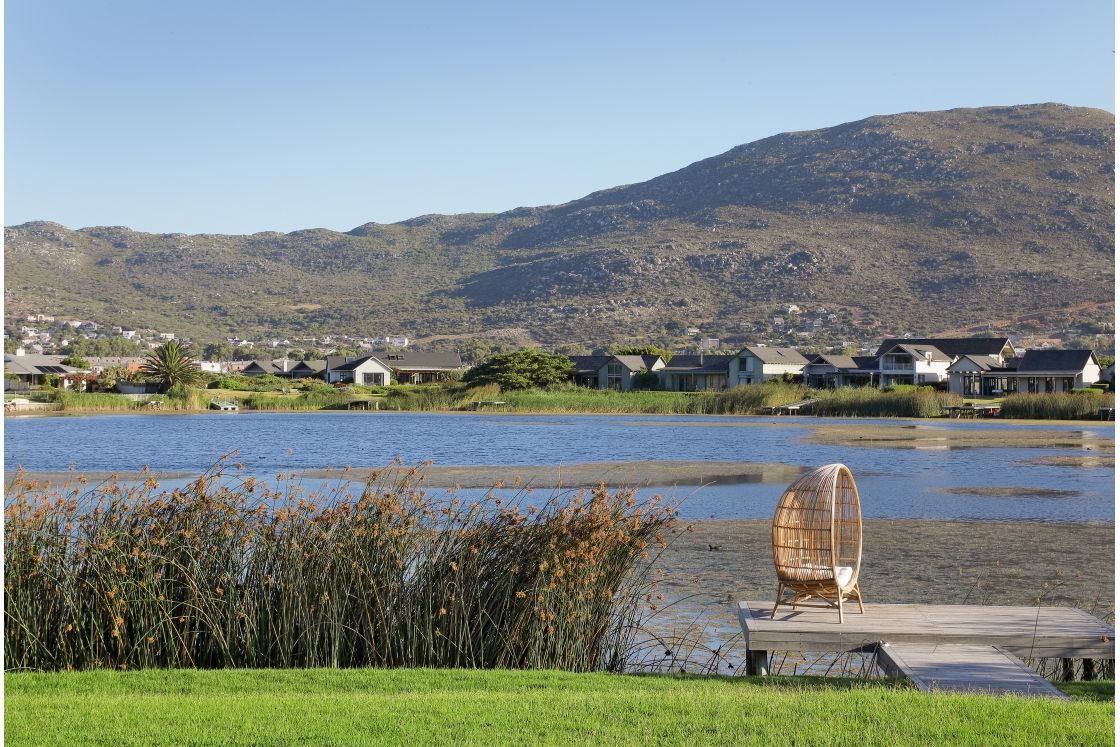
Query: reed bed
4,459,675,673
999,392,1115,420
492,381,809,415
803,387,963,418
242,392,354,411
52,391,134,411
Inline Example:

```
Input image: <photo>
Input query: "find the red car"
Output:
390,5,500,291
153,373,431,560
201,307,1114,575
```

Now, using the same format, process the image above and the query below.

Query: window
607,362,623,390
739,357,747,372
363,372,383,386
746,357,755,373
917,375,926,384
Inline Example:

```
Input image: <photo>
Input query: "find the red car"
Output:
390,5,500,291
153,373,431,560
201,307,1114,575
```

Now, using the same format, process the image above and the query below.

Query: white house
877,343,951,387
729,347,809,387
325,355,394,386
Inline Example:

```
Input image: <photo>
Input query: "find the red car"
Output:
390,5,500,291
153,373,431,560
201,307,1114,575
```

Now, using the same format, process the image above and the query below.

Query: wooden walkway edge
737,601,1113,696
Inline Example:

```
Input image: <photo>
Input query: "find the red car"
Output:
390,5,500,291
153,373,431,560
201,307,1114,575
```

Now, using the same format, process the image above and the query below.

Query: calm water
4,412,1114,523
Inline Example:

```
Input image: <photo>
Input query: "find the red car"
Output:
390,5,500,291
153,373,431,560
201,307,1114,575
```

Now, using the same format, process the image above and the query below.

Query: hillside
5,103,1114,352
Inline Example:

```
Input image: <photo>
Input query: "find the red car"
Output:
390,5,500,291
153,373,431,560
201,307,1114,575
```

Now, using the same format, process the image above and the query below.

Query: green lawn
4,669,1113,746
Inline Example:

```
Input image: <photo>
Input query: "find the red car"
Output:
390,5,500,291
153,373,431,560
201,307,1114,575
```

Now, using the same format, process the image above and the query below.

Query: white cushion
836,566,853,587
798,563,853,587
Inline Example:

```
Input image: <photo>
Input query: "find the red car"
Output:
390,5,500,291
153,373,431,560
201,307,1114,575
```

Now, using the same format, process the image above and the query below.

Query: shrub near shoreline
4,459,674,672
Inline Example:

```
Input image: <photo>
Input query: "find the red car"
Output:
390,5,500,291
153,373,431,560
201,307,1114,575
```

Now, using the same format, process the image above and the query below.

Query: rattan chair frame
771,463,864,623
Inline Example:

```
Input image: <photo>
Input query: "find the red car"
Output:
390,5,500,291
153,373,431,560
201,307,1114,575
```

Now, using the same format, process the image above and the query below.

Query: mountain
5,103,1114,352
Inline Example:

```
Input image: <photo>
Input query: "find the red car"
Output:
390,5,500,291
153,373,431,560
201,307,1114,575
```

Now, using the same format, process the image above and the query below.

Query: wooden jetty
943,404,1001,419
1099,406,1114,421
209,398,239,411
760,398,820,416
738,601,1113,696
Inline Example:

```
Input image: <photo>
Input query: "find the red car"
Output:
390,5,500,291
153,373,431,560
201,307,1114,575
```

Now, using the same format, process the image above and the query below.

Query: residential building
598,355,665,390
874,337,1015,363
729,347,809,387
568,356,612,388
1005,350,1101,394
802,355,880,389
375,351,463,384
3,353,79,389
391,336,410,347
659,354,734,391
877,343,951,387
325,355,393,386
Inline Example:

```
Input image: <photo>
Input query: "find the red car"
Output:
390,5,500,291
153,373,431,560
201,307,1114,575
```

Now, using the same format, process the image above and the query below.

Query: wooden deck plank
877,643,1069,699
738,602,1114,658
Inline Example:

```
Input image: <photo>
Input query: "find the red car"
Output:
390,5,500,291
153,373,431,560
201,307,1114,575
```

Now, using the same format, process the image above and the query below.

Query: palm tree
141,340,204,392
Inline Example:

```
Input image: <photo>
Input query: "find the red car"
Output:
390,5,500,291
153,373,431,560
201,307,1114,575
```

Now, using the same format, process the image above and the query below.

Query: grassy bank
804,387,963,418
5,668,1113,747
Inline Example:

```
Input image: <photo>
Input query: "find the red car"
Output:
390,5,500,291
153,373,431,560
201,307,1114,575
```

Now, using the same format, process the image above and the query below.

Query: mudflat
654,519,1114,619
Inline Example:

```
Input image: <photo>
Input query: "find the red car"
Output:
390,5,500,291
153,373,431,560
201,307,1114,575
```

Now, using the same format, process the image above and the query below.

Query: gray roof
661,354,735,373
1015,349,1099,373
242,360,299,375
947,354,1000,372
373,351,463,370
874,337,1013,358
611,354,663,371
568,355,611,374
4,354,80,376
290,360,327,373
805,354,880,372
883,344,951,362
741,347,810,365
333,355,392,372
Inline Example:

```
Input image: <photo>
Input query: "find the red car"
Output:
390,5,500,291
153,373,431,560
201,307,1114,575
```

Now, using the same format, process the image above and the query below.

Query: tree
60,355,91,370
141,340,204,392
462,349,574,391
62,337,146,358
202,341,235,362
614,345,674,363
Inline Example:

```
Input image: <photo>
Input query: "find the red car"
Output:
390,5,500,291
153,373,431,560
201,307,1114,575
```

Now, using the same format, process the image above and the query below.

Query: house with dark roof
374,351,463,384
325,355,394,386
728,347,809,387
659,354,734,392
948,349,1101,396
242,359,301,377
568,355,612,388
873,337,1016,362
802,354,880,389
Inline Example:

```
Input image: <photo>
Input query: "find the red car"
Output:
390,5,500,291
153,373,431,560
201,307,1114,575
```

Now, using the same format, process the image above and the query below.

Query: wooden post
1060,658,1075,681
1081,659,1096,681
747,650,769,676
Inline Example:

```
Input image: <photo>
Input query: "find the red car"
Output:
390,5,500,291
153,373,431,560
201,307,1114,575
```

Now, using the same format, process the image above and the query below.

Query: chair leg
771,584,784,619
853,583,865,614
837,585,844,624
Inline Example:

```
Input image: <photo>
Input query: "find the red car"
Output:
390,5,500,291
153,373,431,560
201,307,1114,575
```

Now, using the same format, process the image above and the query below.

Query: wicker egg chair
771,463,864,623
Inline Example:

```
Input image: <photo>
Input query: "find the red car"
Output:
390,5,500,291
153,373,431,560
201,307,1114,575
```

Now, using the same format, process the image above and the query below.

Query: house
729,347,809,387
802,355,880,389
685,328,701,337
325,355,393,386
873,337,1015,365
242,359,301,377
659,354,734,391
373,351,462,384
3,353,80,389
391,336,409,347
1100,362,1115,391
289,360,327,378
947,355,1011,396
568,356,612,388
594,355,665,391
122,330,137,339
876,343,951,387
1001,350,1101,394
158,332,175,340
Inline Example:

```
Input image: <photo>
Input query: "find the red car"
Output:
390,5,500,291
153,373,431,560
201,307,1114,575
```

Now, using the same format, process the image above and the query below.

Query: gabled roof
290,360,327,373
947,354,1000,372
332,355,392,372
804,354,880,372
883,344,951,362
851,356,880,369
1014,349,1099,373
568,355,611,374
242,359,299,375
611,355,663,371
874,337,1013,359
372,351,463,370
3,354,79,376
660,354,735,373
740,347,810,365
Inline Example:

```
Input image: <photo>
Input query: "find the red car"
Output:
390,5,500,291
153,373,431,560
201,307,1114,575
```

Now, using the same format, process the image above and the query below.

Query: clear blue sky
6,1,1115,234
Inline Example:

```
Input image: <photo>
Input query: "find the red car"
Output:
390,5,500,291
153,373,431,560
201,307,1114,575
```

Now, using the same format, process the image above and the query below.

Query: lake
4,412,1114,523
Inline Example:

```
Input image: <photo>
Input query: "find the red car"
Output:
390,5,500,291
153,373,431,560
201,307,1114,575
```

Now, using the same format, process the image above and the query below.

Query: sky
5,1,1116,235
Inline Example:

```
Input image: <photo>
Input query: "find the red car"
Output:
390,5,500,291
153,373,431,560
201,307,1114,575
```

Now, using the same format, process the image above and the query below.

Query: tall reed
803,387,962,418
53,391,135,411
999,392,1115,420
5,459,674,673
